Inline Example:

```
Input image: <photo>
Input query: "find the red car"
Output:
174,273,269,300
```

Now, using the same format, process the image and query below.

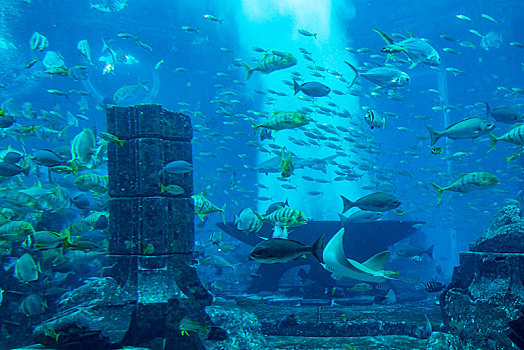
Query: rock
32,278,136,348
470,205,524,253
441,251,524,349
426,332,463,349
203,306,269,350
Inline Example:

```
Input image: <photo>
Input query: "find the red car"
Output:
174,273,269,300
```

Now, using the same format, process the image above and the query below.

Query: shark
321,228,398,283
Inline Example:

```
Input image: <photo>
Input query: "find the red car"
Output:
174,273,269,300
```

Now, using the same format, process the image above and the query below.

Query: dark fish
485,103,523,124
424,281,446,293
293,80,331,97
32,149,66,167
340,192,401,213
0,115,15,128
373,295,387,303
3,152,23,164
277,314,298,328
71,194,91,210
0,162,25,177
249,235,324,264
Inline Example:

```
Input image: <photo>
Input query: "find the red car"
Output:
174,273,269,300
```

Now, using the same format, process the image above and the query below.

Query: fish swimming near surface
249,234,324,264
430,171,499,204
488,124,524,151
427,117,495,146
345,61,410,89
242,51,297,80
485,103,522,124
293,80,331,97
321,228,397,283
373,29,441,68
340,192,400,213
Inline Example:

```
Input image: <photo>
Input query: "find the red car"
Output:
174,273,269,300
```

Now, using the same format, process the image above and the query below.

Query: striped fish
262,207,308,228
252,111,309,136
74,174,108,193
430,171,499,204
242,51,297,80
192,193,225,224
489,124,524,151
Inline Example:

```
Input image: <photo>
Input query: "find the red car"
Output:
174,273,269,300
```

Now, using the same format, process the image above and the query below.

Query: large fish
262,206,308,227
340,192,400,213
345,62,410,89
251,111,309,135
427,117,495,146
430,171,499,204
249,235,324,264
373,29,441,68
488,124,524,151
485,103,522,124
242,51,297,80
293,80,331,97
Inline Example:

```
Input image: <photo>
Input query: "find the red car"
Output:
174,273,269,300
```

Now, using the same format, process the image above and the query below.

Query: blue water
0,0,523,348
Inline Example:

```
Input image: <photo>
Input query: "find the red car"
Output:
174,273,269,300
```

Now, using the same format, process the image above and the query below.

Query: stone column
106,104,212,349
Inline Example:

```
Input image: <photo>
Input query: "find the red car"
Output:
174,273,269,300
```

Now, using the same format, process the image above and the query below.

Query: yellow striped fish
262,207,308,227
74,174,108,193
242,51,297,80
430,172,499,204
488,124,524,151
252,111,309,136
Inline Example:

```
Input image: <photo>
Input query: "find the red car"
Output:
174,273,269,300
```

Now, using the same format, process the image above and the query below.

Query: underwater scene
0,0,524,349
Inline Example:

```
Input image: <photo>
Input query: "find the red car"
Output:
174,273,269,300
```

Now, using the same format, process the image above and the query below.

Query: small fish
160,184,184,195
480,13,499,24
154,59,164,70
25,58,40,69
364,109,385,129
431,146,443,155
47,89,68,98
298,29,317,38
204,14,224,23
510,42,524,48
456,14,473,22
98,131,125,146
469,29,484,38
179,316,209,337
181,26,199,33
418,281,446,293
160,160,193,174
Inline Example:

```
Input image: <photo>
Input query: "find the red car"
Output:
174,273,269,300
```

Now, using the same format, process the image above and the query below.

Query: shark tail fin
310,234,325,264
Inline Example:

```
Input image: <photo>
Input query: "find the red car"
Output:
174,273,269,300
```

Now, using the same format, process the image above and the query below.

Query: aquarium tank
0,0,523,349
